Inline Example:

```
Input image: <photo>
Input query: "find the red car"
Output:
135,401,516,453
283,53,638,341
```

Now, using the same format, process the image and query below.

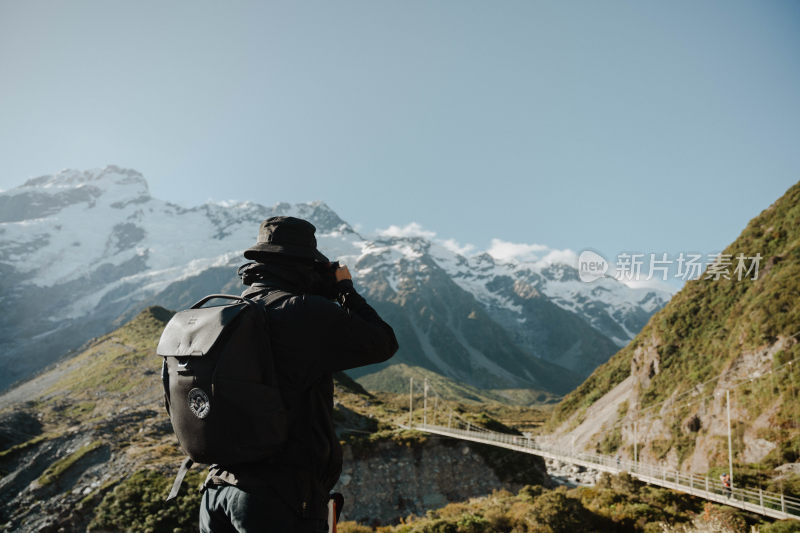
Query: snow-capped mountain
0,166,671,393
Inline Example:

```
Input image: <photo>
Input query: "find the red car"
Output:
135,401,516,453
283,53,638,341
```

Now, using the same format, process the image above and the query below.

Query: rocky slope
546,181,800,485
0,166,670,394
335,437,551,525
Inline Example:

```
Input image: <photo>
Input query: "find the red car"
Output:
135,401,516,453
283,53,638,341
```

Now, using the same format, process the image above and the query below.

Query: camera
313,260,341,300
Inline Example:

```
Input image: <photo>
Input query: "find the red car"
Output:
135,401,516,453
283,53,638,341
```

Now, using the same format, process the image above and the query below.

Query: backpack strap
244,288,294,306
190,293,250,309
248,289,293,388
166,457,193,501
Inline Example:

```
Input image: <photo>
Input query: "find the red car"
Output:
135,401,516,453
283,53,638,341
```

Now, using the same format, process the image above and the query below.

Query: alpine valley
0,166,669,397
2,167,799,533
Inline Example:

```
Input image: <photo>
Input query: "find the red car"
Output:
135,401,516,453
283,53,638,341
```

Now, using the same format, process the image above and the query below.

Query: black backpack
156,291,291,500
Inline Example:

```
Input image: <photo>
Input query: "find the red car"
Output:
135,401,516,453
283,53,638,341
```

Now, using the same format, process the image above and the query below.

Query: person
199,216,399,533
720,472,732,498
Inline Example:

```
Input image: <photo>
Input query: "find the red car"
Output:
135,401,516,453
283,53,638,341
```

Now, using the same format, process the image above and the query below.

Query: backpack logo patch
188,388,211,419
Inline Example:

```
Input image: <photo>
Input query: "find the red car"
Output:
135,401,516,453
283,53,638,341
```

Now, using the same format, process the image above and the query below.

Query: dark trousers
199,485,328,533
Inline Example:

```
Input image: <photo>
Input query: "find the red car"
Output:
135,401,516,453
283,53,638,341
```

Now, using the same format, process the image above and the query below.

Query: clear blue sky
1,1,799,262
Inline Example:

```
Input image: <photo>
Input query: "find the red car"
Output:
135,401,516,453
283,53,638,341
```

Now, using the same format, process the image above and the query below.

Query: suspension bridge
402,373,800,522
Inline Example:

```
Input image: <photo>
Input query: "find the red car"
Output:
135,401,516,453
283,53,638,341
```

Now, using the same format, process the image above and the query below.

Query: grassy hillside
546,181,800,472
357,363,560,406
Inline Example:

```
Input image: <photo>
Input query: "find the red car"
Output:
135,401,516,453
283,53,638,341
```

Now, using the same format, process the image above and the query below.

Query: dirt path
0,358,82,410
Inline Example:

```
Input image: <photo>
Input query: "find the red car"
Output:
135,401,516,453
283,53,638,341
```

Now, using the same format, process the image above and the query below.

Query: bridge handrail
415,423,800,518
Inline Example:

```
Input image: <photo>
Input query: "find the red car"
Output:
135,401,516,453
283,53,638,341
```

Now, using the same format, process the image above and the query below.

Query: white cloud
536,249,579,268
371,224,578,270
440,238,476,256
376,222,437,240
371,221,478,258
618,277,680,295
487,239,550,262
216,199,246,208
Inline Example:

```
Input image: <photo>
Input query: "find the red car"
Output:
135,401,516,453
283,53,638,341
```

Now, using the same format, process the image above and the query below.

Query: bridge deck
412,423,800,522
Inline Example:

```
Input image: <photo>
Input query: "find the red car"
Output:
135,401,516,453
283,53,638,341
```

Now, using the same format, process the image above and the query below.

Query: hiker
720,473,732,498
199,216,399,533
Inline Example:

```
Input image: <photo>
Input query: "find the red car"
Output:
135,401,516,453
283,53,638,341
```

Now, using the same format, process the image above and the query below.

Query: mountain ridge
0,165,670,394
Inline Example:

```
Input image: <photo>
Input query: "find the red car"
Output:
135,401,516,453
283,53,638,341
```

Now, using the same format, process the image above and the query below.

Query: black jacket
206,275,398,518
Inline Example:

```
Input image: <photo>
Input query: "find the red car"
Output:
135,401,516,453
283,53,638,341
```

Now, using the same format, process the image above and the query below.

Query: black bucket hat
243,216,328,262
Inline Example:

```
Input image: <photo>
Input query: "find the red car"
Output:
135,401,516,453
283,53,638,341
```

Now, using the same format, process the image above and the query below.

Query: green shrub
415,518,457,533
518,484,545,501
596,427,622,454
762,520,800,533
767,473,800,500
88,469,205,532
455,514,489,533
338,522,375,533
528,490,596,533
